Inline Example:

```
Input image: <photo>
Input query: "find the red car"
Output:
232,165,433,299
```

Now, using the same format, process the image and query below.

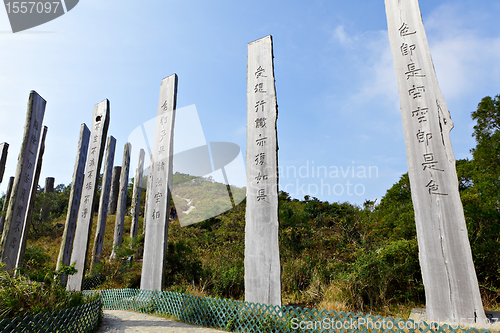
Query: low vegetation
1,94,500,319
0,262,97,320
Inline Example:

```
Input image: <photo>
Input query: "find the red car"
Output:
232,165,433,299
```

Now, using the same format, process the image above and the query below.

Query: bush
343,239,423,310
30,185,70,237
90,235,144,290
0,264,94,320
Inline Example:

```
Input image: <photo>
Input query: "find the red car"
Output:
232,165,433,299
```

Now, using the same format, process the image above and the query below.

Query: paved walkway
98,310,227,333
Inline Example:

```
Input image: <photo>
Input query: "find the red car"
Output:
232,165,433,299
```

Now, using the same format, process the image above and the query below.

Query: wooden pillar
245,35,281,306
385,0,485,322
108,166,121,215
16,125,48,269
110,143,131,260
0,91,46,270
44,177,55,193
67,100,110,291
56,124,90,285
2,177,14,212
130,148,145,239
140,74,177,291
0,143,9,184
0,177,15,235
90,136,116,270
142,155,154,236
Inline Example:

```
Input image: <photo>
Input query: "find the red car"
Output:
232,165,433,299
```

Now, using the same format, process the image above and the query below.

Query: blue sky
1,0,500,206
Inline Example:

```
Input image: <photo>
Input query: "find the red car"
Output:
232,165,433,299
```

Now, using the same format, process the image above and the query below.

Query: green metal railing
0,297,101,333
91,288,494,333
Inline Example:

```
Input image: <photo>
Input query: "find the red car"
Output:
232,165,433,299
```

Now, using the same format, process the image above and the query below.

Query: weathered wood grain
130,148,145,239
141,74,177,291
0,91,46,271
90,136,116,270
56,124,90,284
110,142,131,260
67,100,110,291
385,0,485,322
245,35,281,306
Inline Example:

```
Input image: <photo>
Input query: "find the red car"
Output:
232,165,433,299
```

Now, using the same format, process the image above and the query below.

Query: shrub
0,263,95,320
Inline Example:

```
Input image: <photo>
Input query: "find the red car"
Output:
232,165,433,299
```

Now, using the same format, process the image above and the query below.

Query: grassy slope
22,175,500,320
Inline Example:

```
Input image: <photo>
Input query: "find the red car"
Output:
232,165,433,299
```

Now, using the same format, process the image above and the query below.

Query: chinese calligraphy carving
245,35,281,306
255,66,267,78
67,100,110,292
255,117,267,128
399,22,416,37
405,63,426,79
56,124,90,284
416,129,432,145
401,43,416,57
141,74,178,292
255,100,266,112
386,0,485,321
408,85,425,99
254,83,266,93
0,91,45,271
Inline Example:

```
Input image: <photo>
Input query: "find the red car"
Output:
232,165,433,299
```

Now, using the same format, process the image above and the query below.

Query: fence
82,274,106,291
0,287,493,333
92,288,493,333
0,297,101,333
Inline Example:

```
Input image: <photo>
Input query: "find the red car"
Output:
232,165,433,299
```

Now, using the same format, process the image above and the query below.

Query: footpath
98,310,227,333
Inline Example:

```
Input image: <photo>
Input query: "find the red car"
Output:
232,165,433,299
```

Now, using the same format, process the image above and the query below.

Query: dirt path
97,310,227,333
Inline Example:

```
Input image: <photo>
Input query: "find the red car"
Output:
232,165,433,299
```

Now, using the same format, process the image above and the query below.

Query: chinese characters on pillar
149,100,173,224
251,65,270,203
386,0,486,321
79,121,101,220
13,112,40,250
140,74,177,291
0,91,46,270
245,35,281,306
66,100,109,291
398,22,447,196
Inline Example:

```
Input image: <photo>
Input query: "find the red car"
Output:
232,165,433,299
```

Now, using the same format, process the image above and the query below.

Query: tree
462,95,500,288
471,95,500,202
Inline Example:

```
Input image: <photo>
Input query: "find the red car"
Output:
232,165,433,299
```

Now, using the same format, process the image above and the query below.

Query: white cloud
424,3,500,99
332,25,352,45
431,35,500,99
351,36,400,111
329,27,400,115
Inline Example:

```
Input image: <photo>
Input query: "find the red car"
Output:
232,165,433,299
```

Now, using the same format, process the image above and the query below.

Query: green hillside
1,94,500,319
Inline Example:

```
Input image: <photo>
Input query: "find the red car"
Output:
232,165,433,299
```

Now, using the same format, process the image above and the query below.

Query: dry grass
182,283,210,298
22,206,500,324
153,312,179,321
27,216,66,270
481,286,500,312
317,284,350,314
282,280,423,320
26,210,144,291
